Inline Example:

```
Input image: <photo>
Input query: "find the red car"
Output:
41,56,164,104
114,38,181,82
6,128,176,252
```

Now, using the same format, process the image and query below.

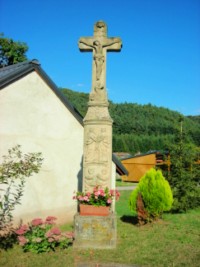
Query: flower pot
79,204,110,216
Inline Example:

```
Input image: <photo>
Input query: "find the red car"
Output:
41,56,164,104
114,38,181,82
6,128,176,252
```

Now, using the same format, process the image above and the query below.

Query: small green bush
129,168,173,221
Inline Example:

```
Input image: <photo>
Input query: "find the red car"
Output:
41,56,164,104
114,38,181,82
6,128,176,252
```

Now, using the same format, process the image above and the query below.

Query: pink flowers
73,186,120,207
18,235,28,246
107,198,112,204
45,227,72,244
15,224,29,235
83,196,89,201
45,216,57,225
94,191,100,196
15,216,74,253
62,231,74,239
50,227,61,235
31,218,43,226
45,227,61,241
114,190,120,201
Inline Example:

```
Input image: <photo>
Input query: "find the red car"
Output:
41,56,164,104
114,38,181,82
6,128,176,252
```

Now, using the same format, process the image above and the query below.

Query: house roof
0,60,83,125
121,150,169,161
112,154,129,175
0,60,128,176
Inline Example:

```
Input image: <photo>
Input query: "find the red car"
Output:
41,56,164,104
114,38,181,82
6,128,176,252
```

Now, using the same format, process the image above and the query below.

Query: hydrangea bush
73,186,120,207
15,216,73,253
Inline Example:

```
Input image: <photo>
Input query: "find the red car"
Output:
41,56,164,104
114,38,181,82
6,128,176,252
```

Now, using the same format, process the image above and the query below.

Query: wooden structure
121,151,170,182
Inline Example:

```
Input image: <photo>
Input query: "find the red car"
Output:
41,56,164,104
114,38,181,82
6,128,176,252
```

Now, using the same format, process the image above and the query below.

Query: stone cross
79,21,122,104
75,21,121,250
79,21,122,192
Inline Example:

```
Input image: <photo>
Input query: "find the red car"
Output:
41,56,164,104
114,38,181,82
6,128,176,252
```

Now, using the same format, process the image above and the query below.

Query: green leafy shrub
129,168,173,222
0,145,43,230
15,216,74,253
0,145,43,249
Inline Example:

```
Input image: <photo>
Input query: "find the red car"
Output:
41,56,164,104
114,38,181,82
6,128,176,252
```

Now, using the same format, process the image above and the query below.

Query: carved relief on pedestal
84,165,109,192
84,127,110,164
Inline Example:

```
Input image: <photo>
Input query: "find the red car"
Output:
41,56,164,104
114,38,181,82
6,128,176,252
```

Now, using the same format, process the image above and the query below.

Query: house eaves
122,150,169,161
0,60,83,126
112,154,129,175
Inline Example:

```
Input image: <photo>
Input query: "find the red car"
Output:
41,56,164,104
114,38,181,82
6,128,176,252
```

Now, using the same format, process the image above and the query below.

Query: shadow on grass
120,215,138,225
0,233,17,251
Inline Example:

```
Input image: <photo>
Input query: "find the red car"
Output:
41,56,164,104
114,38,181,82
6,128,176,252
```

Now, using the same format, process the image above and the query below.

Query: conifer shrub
129,168,173,222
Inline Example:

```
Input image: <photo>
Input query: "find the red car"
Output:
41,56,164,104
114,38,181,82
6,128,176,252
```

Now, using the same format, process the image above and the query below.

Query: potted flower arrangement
73,186,120,216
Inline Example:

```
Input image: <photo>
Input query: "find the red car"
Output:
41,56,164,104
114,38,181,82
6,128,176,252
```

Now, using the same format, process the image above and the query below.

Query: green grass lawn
116,179,137,187
0,191,200,267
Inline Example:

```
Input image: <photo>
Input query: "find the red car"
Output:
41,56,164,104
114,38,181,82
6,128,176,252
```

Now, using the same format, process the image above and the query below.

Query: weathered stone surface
83,124,113,191
75,21,121,249
73,213,117,249
79,21,122,104
79,21,122,193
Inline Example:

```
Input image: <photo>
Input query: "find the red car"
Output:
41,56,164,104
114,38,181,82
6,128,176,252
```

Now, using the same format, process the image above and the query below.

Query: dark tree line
61,88,200,154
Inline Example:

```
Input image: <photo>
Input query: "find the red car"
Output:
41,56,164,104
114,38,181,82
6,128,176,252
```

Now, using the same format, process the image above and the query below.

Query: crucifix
74,21,122,249
79,21,122,193
79,21,122,103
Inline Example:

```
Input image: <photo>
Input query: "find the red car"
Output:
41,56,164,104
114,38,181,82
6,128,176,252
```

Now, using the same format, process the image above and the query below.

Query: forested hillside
61,88,200,154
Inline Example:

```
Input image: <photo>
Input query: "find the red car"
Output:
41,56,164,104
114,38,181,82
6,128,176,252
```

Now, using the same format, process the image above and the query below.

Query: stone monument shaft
79,21,122,192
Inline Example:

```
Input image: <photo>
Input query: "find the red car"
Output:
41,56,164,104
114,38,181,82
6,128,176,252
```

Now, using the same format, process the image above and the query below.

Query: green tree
167,117,200,212
0,33,28,67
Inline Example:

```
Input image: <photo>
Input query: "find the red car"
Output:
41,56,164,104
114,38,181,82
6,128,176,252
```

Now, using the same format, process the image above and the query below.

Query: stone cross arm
78,37,122,52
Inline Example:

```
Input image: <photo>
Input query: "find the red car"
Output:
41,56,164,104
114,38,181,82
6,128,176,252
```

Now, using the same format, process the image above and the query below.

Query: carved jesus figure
79,38,121,81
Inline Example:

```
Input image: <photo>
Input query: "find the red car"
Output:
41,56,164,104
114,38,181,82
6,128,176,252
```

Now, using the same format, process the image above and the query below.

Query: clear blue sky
1,0,200,116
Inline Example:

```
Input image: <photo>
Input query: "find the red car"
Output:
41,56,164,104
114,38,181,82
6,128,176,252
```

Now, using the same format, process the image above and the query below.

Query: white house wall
0,71,84,224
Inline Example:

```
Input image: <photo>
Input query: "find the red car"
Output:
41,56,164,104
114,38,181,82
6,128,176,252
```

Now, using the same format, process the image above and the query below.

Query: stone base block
73,212,117,249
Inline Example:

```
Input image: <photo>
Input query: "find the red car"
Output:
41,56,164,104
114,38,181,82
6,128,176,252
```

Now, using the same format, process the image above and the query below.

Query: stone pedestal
73,213,117,249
